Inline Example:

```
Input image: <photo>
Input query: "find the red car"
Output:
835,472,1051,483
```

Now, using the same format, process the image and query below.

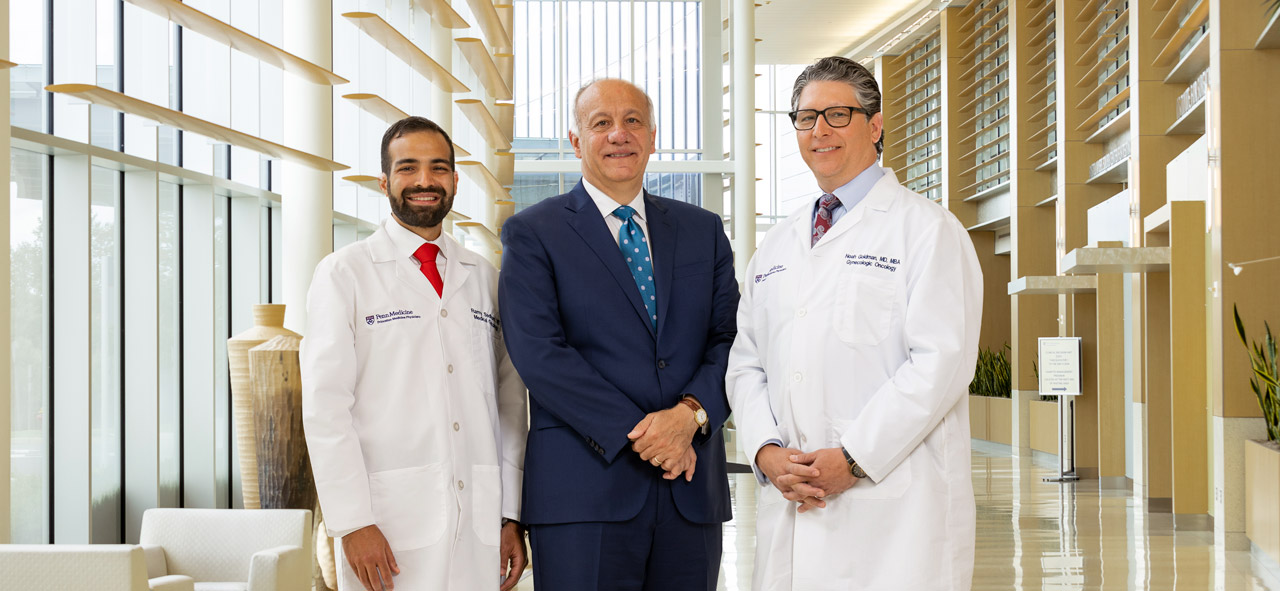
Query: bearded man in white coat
302,116,528,591
726,57,983,591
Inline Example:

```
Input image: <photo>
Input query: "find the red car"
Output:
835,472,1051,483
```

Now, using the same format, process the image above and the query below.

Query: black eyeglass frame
788,106,873,130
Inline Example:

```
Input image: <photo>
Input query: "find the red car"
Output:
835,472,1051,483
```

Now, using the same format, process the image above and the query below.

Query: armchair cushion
138,509,311,591
0,544,148,591
248,545,308,591
140,543,169,578
148,574,196,591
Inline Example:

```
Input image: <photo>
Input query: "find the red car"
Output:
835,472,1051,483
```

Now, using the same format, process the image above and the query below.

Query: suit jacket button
658,360,667,369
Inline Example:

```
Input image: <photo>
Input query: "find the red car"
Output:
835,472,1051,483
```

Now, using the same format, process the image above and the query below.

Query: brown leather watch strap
679,396,703,413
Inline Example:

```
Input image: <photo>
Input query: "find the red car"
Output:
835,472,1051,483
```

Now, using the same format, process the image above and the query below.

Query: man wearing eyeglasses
727,56,983,590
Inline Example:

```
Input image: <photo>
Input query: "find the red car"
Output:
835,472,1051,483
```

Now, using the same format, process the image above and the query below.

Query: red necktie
812,193,842,247
413,242,444,297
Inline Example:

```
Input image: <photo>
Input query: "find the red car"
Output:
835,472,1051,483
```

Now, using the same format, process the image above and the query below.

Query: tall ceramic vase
250,335,332,589
227,304,300,509
249,335,316,511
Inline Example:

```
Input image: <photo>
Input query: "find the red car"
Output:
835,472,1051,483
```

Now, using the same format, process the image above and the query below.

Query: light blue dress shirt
810,164,885,229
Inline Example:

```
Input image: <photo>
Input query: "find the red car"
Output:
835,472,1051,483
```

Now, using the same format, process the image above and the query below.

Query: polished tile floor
518,440,1280,590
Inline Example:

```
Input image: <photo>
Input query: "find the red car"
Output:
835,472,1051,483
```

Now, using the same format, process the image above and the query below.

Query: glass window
213,195,231,505
157,181,181,508
10,148,50,542
512,0,704,206
511,173,563,212
10,0,48,131
91,0,121,151
90,165,122,542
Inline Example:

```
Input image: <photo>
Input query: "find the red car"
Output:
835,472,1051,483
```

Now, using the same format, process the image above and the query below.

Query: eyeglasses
788,106,872,130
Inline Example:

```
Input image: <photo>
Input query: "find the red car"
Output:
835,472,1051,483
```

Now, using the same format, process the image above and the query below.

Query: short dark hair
791,56,884,155
380,116,456,176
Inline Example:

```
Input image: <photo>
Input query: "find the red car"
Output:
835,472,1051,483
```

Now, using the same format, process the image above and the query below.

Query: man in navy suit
499,78,738,590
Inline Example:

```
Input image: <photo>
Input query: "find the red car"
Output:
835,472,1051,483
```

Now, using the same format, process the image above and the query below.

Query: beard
389,184,454,230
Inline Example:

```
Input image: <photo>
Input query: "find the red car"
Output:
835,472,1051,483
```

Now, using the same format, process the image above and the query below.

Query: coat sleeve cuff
752,438,785,485
502,465,524,521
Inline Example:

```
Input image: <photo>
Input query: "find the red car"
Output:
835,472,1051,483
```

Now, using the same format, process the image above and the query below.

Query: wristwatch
679,395,709,429
842,447,867,479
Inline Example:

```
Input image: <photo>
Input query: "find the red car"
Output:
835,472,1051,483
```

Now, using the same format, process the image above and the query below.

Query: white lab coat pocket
471,465,502,547
368,464,447,551
835,274,896,346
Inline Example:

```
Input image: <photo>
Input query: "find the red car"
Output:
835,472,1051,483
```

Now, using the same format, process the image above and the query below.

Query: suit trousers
529,478,722,591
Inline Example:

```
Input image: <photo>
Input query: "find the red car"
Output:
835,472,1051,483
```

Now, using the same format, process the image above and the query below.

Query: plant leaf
1236,304,1250,346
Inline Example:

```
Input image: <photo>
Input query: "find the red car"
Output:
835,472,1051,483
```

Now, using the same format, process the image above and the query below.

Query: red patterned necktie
413,242,444,297
812,193,842,247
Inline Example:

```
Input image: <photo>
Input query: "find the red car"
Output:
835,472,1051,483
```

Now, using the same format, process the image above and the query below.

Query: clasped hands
756,444,860,513
627,404,699,481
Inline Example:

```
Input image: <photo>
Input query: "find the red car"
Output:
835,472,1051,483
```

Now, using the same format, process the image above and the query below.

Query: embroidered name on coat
846,253,900,272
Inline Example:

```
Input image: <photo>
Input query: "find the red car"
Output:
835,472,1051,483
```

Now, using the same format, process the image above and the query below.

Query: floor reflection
518,440,1280,590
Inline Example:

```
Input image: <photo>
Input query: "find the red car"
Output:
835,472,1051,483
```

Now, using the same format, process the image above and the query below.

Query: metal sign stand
1043,395,1079,482
1038,337,1083,483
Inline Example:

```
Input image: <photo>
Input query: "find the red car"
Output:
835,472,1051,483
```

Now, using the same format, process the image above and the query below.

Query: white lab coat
302,220,527,590
727,169,982,591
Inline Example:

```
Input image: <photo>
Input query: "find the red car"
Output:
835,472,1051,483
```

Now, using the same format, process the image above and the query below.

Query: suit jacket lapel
565,184,656,337
646,193,676,339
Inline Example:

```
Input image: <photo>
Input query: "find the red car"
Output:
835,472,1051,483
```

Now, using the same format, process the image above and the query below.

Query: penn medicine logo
365,315,376,326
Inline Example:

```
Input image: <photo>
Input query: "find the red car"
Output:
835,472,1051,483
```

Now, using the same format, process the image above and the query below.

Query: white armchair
139,508,312,591
0,544,192,591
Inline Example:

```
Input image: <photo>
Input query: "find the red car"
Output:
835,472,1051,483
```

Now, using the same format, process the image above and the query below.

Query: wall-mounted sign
1038,337,1083,396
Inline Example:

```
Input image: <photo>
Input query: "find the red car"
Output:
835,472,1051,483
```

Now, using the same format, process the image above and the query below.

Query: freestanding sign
1038,337,1083,482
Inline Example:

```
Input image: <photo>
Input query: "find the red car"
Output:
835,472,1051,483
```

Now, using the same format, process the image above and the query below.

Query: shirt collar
821,164,884,211
583,179,647,223
384,216,448,261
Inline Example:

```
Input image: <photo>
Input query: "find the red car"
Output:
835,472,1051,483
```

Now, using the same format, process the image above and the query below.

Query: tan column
1142,232,1173,508
1131,0,1199,511
1006,1,1050,448
1070,291,1099,476
1059,0,1126,479
281,0,335,333
1094,242,1126,480
1169,202,1208,513
1207,0,1280,540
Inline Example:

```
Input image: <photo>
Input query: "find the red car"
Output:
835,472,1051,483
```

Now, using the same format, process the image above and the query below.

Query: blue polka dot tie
613,205,658,330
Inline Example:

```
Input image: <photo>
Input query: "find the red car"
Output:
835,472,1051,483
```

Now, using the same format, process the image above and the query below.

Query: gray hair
569,78,657,134
791,57,884,155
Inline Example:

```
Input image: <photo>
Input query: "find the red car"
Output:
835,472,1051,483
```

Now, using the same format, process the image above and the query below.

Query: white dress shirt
583,180,653,268
386,215,448,284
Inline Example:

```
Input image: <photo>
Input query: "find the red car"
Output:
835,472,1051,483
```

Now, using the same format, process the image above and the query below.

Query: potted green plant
1236,305,1280,562
969,344,1013,444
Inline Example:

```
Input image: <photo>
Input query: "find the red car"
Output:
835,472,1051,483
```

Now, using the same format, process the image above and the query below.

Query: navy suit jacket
499,182,738,525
